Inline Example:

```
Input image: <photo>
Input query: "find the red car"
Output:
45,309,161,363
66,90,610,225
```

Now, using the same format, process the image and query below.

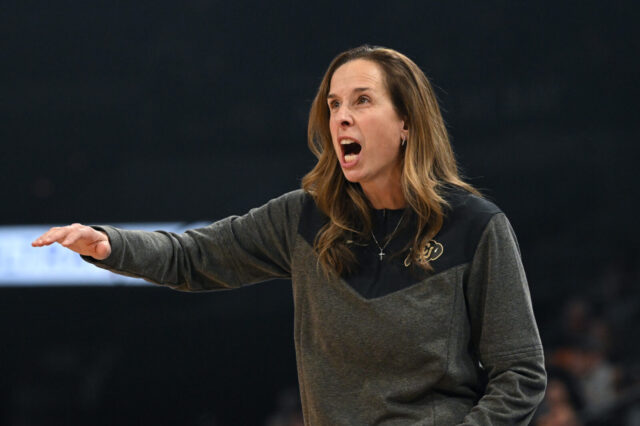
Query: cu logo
404,240,444,267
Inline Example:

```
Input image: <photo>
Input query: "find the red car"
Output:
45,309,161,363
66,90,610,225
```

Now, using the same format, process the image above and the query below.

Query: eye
328,100,340,110
356,95,370,104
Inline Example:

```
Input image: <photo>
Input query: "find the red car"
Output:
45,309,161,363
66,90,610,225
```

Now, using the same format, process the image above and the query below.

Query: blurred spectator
265,386,303,426
535,377,582,426
574,338,618,416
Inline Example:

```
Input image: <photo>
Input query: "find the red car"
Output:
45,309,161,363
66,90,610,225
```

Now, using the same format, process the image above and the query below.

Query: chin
341,171,363,184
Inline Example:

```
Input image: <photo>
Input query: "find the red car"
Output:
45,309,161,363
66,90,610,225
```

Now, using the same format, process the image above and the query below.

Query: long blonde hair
302,45,479,276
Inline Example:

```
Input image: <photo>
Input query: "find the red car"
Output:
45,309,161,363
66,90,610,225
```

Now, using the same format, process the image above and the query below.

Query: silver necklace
371,215,404,261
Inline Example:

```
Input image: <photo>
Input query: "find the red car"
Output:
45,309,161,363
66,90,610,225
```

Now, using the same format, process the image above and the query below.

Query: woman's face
327,59,407,187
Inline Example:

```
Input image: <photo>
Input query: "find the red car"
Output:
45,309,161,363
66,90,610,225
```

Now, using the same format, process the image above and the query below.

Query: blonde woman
33,45,546,425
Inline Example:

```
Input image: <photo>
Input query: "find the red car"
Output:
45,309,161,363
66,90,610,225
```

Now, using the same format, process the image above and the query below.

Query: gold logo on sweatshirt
404,240,444,267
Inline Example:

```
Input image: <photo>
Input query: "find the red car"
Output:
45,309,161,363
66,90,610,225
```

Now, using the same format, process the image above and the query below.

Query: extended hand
32,223,112,260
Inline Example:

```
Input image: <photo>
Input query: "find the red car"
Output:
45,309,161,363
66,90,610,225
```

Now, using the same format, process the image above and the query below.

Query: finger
32,227,67,246
32,227,54,246
45,227,75,245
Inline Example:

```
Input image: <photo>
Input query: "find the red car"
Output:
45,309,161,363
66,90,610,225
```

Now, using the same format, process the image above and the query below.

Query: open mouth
341,140,361,163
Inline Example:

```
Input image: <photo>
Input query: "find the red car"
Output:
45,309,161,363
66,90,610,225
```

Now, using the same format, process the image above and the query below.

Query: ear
400,120,409,140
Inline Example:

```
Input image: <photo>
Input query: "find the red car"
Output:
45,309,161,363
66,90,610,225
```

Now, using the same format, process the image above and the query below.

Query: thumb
93,240,112,260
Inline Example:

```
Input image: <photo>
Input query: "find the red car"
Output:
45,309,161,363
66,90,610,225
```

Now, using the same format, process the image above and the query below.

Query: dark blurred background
1,1,639,425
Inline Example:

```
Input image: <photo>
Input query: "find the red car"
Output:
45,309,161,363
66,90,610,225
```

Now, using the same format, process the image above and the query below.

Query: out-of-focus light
0,222,207,286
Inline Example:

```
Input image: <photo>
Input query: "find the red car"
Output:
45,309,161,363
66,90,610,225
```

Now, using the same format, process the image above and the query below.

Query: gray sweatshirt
86,189,546,425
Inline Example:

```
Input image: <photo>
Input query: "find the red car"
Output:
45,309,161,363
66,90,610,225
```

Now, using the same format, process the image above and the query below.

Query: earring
401,137,407,147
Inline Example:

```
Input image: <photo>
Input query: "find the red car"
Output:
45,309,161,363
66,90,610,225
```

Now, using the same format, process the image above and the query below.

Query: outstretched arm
31,190,305,291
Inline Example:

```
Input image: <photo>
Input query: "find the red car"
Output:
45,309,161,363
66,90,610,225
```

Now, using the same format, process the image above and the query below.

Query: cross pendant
378,250,386,261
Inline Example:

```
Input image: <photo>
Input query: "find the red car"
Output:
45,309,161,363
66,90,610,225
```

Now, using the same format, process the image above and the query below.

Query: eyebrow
327,87,371,100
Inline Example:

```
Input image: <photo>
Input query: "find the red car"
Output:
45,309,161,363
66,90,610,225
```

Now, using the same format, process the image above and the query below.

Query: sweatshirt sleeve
83,190,305,291
460,213,547,425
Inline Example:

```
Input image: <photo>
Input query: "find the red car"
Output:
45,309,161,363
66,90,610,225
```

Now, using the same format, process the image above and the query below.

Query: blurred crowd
534,253,640,425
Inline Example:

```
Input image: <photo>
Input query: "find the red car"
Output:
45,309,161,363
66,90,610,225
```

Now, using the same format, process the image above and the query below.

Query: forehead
328,59,386,95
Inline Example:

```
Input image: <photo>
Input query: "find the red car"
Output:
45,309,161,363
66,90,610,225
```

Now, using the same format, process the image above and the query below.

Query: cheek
366,114,402,143
328,121,338,152
329,121,337,140
373,124,401,152
330,120,342,141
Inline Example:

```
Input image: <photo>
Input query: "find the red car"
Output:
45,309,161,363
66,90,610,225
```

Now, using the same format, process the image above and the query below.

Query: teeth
341,139,356,145
344,154,357,162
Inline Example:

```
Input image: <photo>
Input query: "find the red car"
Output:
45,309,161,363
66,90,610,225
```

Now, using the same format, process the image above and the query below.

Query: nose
333,105,353,127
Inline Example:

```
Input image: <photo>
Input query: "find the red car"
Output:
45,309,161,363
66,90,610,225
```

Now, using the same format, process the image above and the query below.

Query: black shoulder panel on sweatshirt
434,188,502,273
296,188,502,299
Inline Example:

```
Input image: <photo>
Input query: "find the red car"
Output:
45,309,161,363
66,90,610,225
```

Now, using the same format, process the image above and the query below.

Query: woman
33,45,546,425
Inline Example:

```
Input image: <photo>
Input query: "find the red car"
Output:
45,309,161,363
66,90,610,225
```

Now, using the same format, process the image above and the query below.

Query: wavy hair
302,45,479,276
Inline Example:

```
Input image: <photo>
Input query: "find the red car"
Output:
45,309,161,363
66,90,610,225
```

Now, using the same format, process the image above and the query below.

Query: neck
361,177,406,210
